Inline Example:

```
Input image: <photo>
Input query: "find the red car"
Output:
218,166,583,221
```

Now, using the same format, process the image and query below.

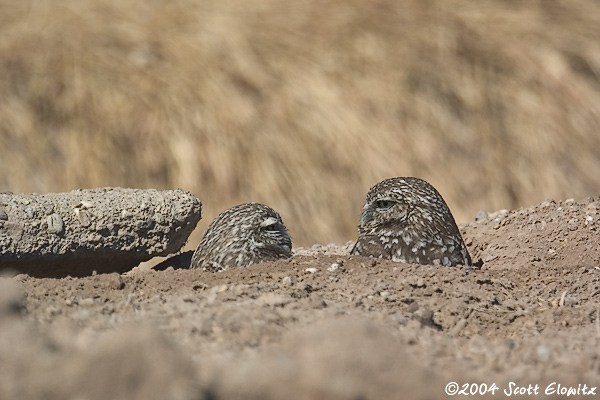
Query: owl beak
360,209,373,227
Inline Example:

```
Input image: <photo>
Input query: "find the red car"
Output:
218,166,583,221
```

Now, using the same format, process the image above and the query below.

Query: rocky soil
1,197,600,399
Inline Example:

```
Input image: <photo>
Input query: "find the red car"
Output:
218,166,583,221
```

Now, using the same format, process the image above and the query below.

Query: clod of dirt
202,317,439,400
0,278,25,317
0,317,199,400
61,323,199,400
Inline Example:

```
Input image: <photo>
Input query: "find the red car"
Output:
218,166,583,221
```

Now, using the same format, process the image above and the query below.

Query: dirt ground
2,197,600,399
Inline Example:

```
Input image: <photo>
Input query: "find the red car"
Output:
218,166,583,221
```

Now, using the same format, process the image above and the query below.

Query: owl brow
373,192,404,205
259,216,280,228
374,196,395,203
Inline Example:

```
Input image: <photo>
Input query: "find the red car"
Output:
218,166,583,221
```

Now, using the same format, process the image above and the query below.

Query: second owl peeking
187,177,472,271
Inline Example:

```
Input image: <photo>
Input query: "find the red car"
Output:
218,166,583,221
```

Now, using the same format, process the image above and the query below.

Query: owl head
191,202,292,271
353,177,472,267
358,177,448,235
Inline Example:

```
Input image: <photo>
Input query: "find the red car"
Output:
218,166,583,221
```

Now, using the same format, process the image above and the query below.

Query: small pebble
46,213,64,235
537,345,552,362
282,276,296,286
475,210,489,221
79,298,95,306
327,263,340,272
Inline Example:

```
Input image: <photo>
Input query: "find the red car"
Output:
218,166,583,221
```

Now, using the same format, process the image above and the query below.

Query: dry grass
1,0,600,247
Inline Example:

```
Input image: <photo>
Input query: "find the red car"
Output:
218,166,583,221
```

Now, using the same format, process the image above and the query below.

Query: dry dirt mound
1,197,600,399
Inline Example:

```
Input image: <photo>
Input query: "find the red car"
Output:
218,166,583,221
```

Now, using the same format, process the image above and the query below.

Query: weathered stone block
0,188,202,277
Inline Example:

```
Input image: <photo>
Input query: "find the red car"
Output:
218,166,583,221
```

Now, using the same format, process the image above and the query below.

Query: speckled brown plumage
351,177,471,267
190,203,292,271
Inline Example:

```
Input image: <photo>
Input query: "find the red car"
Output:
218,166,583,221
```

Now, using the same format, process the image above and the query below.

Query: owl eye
262,222,281,232
375,200,394,209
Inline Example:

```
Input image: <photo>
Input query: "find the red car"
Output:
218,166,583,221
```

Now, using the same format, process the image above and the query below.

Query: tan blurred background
1,0,600,249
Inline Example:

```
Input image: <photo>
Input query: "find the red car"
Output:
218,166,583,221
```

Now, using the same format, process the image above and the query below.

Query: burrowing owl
190,202,292,271
351,177,471,267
